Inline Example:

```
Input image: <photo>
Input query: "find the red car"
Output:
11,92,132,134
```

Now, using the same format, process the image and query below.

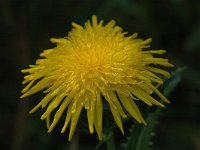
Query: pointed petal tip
47,127,53,133
120,128,125,135
143,121,147,126
50,38,59,43
29,110,33,114
29,108,36,114
61,124,67,134
159,104,165,108
92,15,98,26
20,94,26,99
160,49,166,53
21,89,26,94
61,122,69,134
163,97,171,104
134,32,138,36
92,14,97,19
72,22,83,29
122,114,127,118
40,115,46,120
21,69,26,73
143,38,152,44
169,64,174,67
68,135,73,142
89,127,94,134
98,134,103,140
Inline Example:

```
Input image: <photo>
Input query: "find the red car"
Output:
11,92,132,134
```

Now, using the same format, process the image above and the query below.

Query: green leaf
95,111,117,150
121,67,186,150
121,109,161,150
164,66,186,96
95,130,116,150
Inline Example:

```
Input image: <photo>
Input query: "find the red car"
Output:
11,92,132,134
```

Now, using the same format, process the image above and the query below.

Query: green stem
105,132,116,150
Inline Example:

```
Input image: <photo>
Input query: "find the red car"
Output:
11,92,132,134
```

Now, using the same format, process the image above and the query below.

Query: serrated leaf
164,66,186,96
121,67,185,150
122,108,161,150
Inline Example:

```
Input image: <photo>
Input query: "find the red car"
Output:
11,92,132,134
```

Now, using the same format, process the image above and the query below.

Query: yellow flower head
21,15,173,141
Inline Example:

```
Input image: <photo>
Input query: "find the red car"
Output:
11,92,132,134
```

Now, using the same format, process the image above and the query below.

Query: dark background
0,0,200,150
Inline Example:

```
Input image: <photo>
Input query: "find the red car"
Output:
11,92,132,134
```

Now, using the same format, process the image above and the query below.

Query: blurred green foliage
0,0,200,150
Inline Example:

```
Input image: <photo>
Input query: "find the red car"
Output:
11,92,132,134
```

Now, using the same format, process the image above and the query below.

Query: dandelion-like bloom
21,15,173,141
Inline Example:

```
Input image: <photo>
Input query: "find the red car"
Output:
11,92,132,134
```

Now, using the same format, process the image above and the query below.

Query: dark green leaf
121,67,186,150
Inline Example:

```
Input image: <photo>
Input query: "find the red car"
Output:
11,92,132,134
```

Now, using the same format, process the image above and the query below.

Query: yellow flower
21,15,173,141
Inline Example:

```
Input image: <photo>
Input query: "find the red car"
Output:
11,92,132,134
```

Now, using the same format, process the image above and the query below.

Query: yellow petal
143,49,166,54
94,109,102,140
21,77,53,98
40,93,65,120
146,66,171,78
61,103,73,133
130,87,153,106
68,102,83,141
96,90,103,134
146,83,170,103
118,93,146,124
92,15,98,26
107,91,127,118
110,104,124,134
134,86,165,107
87,100,95,133
47,93,74,133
